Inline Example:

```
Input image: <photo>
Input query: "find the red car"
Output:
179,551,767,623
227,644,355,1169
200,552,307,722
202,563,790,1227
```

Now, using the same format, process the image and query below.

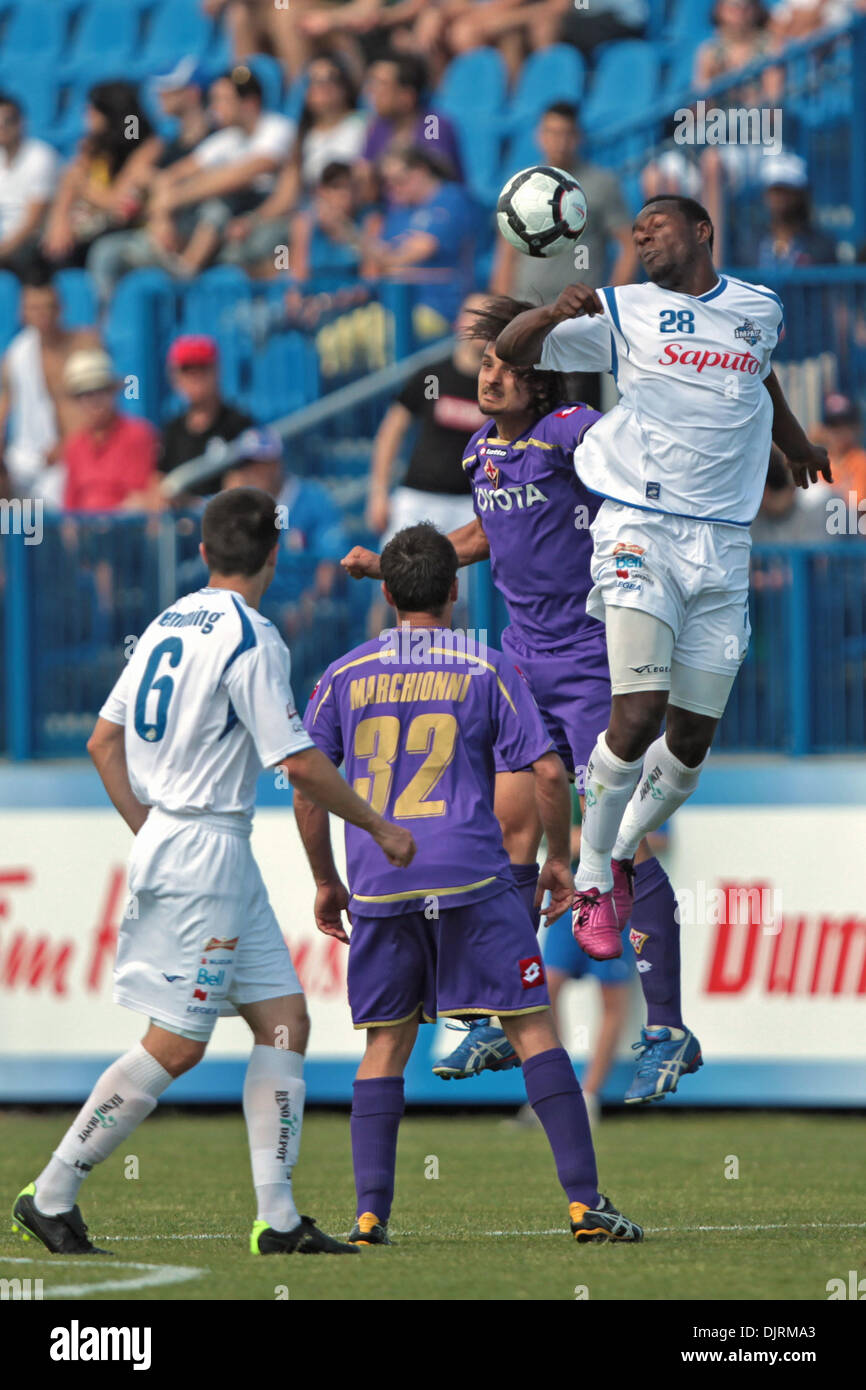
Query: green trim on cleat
250,1214,359,1255
11,1182,112,1255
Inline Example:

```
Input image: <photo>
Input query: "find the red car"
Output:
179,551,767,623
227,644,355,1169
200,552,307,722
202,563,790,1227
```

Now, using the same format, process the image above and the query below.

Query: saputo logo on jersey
658,343,762,375
701,882,866,997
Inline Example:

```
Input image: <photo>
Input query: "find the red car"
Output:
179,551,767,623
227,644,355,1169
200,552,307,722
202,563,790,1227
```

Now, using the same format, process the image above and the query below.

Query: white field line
0,1254,206,1298
93,1220,866,1242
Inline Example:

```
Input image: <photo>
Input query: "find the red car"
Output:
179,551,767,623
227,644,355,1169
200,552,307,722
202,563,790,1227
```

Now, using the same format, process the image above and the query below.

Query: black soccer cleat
250,1215,359,1255
11,1183,113,1255
348,1211,392,1246
569,1193,644,1244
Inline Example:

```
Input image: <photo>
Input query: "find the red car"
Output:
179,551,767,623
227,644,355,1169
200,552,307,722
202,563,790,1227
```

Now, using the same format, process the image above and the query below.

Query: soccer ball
496,165,588,258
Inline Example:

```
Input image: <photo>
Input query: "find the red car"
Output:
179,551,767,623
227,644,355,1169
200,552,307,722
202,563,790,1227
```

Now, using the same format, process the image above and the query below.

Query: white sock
243,1045,306,1233
612,735,707,861
575,732,645,891
35,1044,173,1216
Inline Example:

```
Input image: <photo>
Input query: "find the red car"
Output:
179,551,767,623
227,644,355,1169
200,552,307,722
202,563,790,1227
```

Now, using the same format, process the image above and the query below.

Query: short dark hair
464,295,568,417
202,487,278,576
0,92,21,118
219,65,264,103
319,160,352,187
381,523,458,616
640,194,715,253
391,53,428,98
542,101,578,126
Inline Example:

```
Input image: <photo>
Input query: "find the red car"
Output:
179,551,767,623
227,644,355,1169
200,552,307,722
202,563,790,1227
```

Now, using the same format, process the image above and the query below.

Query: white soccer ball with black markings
496,165,588,258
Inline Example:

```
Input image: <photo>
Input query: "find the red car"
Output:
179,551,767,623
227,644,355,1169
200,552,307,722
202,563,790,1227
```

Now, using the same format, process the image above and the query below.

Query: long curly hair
463,295,568,417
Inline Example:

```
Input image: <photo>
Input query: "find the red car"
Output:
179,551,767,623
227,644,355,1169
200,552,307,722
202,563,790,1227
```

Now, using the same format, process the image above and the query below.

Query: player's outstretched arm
341,545,382,580
293,789,351,944
86,717,150,834
280,745,415,867
764,371,832,488
530,750,574,924
495,283,605,366
448,516,489,567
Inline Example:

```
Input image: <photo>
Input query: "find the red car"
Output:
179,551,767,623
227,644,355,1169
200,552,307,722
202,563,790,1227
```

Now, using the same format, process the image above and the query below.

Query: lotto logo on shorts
629,928,649,955
519,955,545,989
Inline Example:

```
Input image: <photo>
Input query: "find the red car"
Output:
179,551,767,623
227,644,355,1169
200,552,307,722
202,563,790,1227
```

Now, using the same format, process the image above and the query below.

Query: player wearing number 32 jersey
13,488,414,1261
497,194,831,939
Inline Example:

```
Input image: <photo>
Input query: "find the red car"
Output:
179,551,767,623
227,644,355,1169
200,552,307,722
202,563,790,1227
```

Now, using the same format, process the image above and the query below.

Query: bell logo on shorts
519,955,545,989
629,928,649,955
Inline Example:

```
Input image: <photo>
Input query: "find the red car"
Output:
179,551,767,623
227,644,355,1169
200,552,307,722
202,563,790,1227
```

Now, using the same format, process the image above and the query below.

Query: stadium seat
55,269,98,329
0,69,59,144
284,73,308,124
0,1,69,66
504,125,542,176
180,266,254,411
664,38,699,98
0,269,19,355
580,41,661,134
436,47,508,119
666,0,715,43
506,44,586,130
104,268,179,422
453,114,504,209
244,53,284,111
248,319,320,422
56,0,139,81
130,0,213,79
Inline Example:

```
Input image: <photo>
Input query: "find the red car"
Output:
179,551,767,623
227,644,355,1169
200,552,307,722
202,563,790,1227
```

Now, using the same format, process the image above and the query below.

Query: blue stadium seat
104,268,178,422
284,74,308,124
55,269,98,328
503,126,542,177
580,41,661,133
665,38,699,98
0,2,69,66
57,0,139,80
666,0,715,42
244,53,284,111
436,47,507,119
131,0,212,79
180,266,253,410
0,70,59,144
0,269,20,355
507,45,585,129
249,322,320,422
453,114,504,208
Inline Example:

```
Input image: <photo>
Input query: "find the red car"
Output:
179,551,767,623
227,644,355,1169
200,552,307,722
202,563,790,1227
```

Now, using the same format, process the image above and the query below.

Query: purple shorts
347,882,550,1027
496,627,610,785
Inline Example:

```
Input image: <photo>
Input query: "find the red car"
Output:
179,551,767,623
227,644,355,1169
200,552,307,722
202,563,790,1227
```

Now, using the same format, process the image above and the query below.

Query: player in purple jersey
343,298,702,1103
296,524,643,1245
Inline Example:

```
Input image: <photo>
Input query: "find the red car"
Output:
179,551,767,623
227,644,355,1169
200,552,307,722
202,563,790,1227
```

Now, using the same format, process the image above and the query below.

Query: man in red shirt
62,350,158,511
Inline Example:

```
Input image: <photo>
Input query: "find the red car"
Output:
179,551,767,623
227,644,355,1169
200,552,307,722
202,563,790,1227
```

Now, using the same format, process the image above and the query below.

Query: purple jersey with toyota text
463,405,605,652
303,630,553,916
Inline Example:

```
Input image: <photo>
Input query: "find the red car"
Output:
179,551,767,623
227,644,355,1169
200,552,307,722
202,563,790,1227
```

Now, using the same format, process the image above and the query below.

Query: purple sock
511,861,541,933
523,1047,599,1206
629,858,683,1030
351,1076,405,1223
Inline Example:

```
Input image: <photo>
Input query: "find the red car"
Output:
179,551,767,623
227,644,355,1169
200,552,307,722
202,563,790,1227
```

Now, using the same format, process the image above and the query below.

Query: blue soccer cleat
624,1025,703,1103
432,1021,520,1079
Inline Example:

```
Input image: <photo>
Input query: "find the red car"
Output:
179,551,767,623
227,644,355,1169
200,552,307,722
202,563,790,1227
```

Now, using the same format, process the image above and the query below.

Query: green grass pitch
1,1108,863,1301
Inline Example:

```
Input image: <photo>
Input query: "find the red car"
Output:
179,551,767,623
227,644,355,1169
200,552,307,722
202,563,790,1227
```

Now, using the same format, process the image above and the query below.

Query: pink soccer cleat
611,857,635,930
572,887,621,960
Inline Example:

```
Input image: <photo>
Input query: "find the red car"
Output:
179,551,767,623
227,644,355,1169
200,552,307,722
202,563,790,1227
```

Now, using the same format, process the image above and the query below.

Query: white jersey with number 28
99,586,313,819
538,274,784,526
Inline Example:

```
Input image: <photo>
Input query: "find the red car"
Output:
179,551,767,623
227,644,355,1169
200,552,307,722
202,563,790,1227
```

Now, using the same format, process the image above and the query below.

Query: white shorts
587,501,752,677
381,487,476,547
115,808,302,1042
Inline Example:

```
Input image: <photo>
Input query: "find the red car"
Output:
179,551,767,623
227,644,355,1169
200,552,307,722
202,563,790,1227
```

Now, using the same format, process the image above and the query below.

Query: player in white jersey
496,195,831,953
13,487,415,1258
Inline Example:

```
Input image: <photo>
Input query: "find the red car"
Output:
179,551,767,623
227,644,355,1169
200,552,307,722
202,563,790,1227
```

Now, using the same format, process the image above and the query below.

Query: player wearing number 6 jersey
12,487,414,1260
296,523,642,1245
496,194,831,939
